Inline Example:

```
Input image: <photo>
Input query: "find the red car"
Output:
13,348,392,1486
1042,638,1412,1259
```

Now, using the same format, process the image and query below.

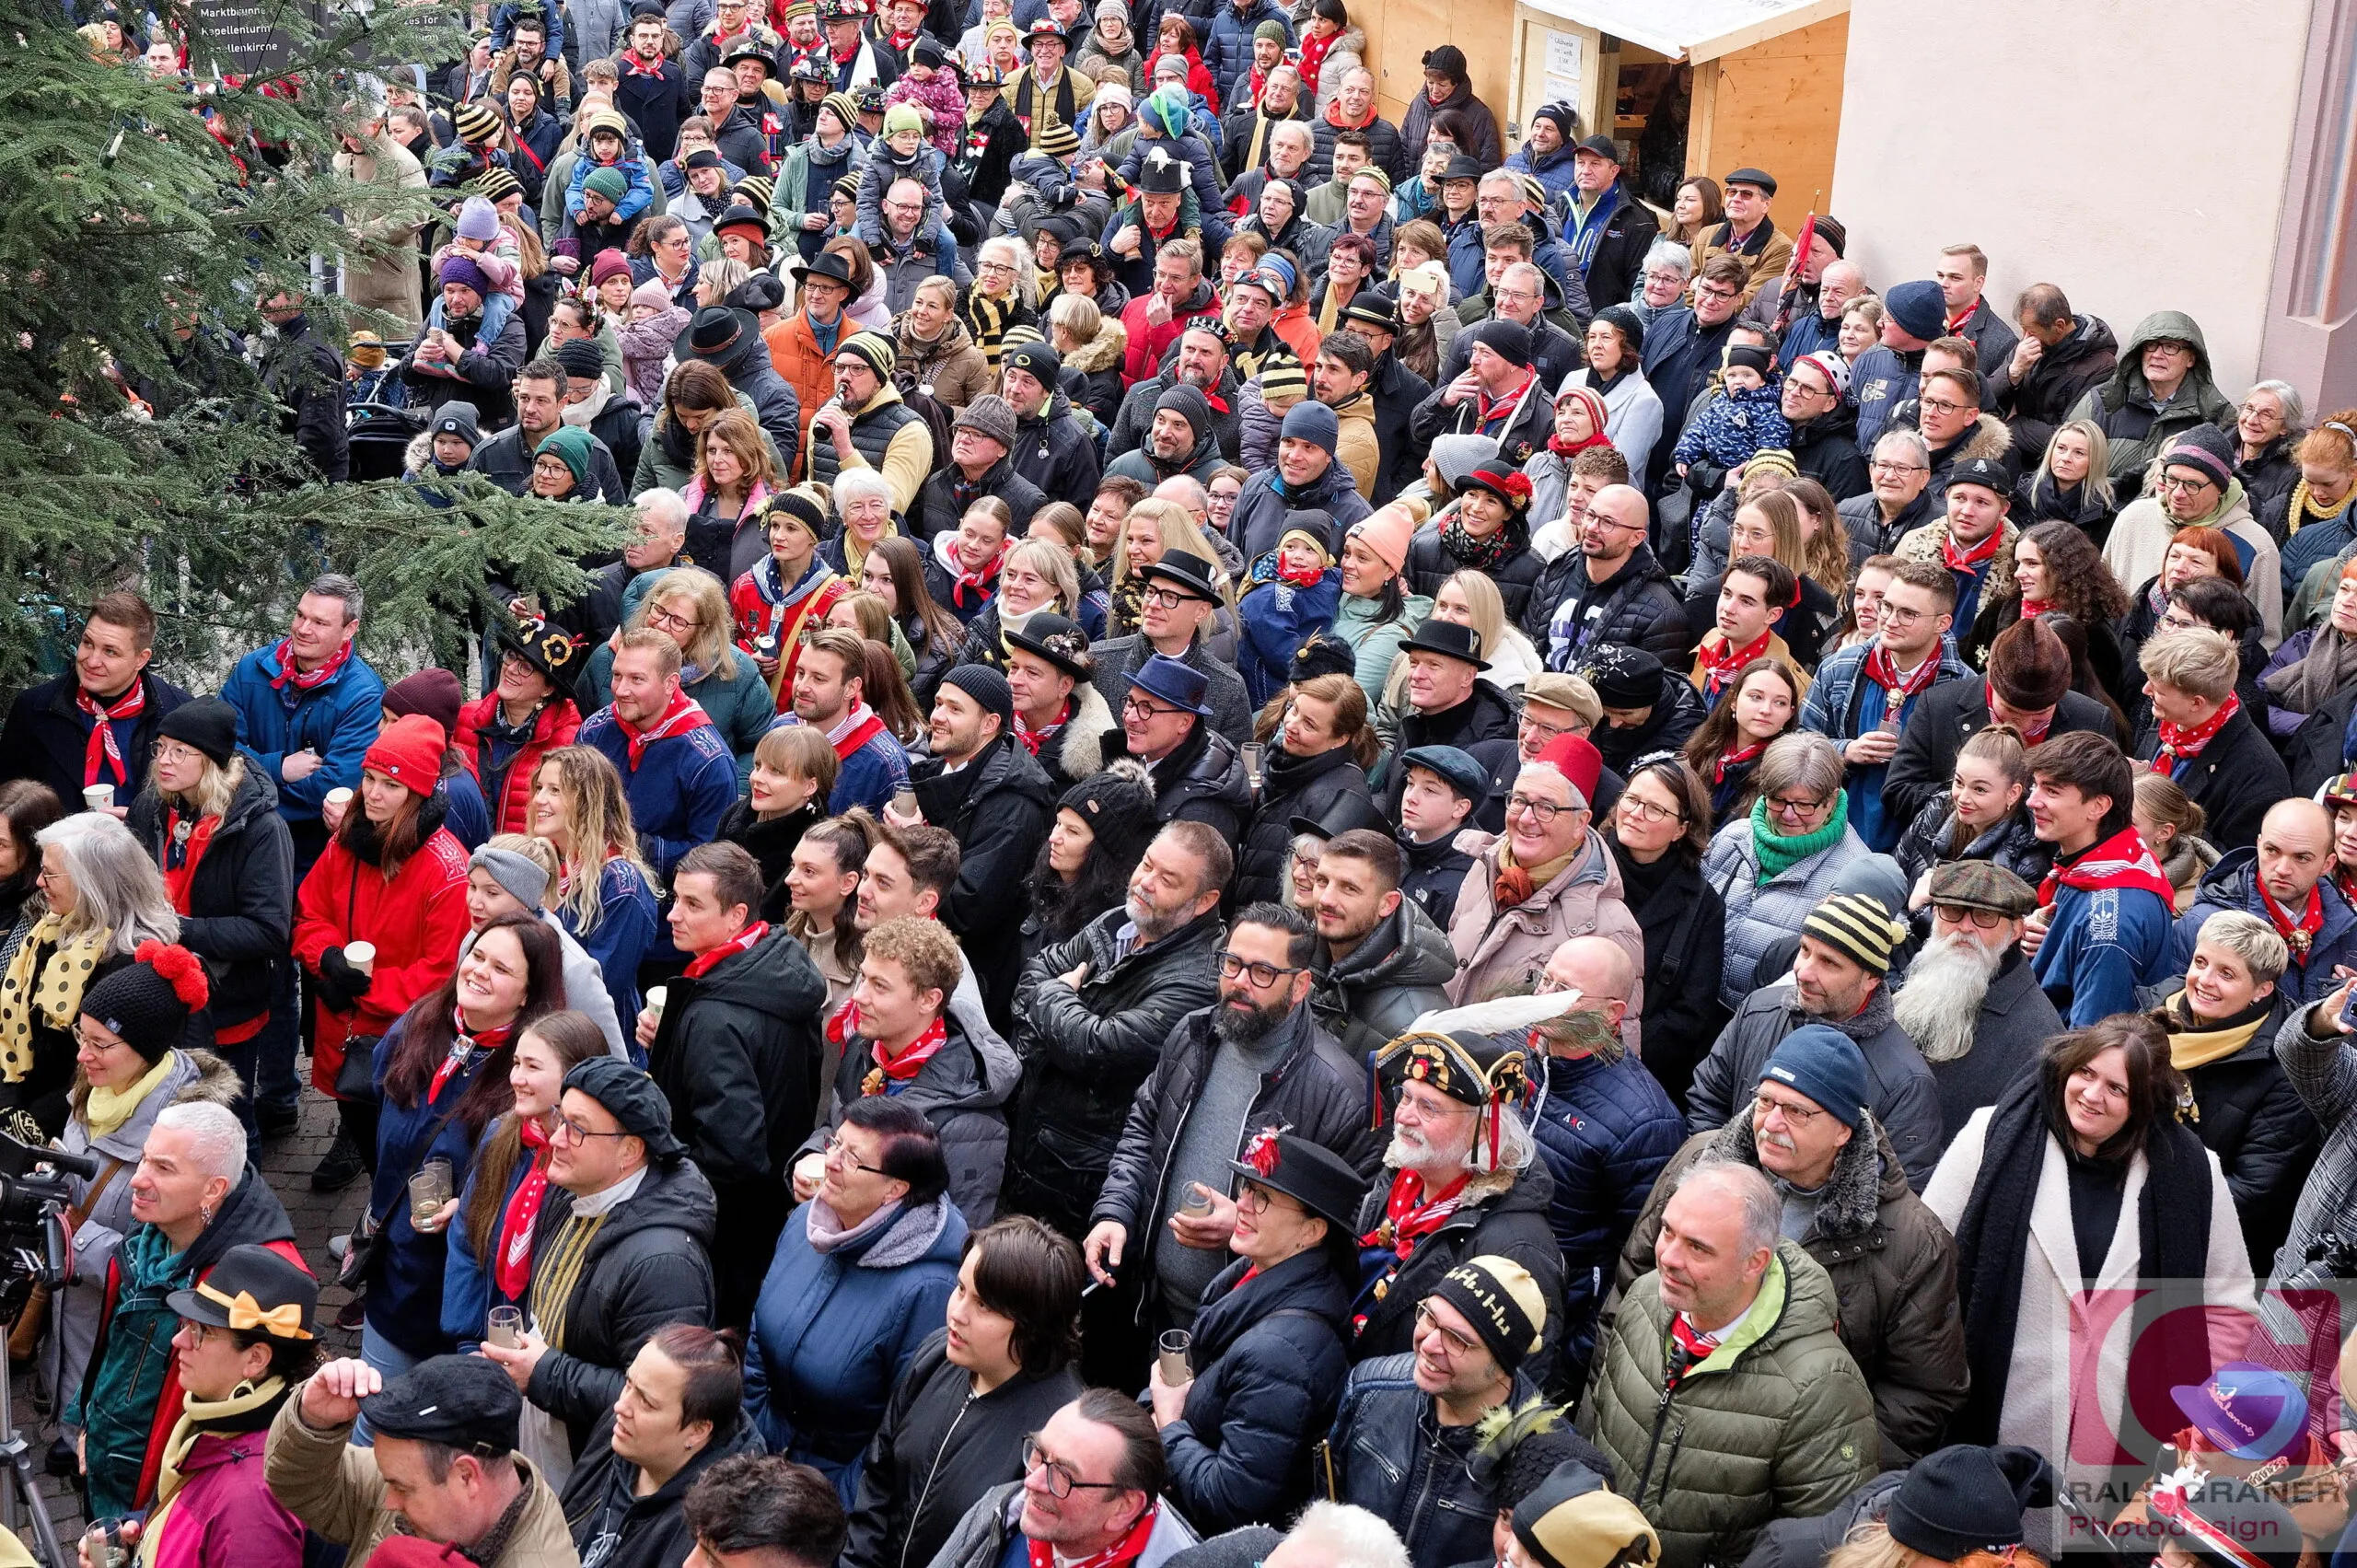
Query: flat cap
1926,860,2038,918
360,1354,522,1453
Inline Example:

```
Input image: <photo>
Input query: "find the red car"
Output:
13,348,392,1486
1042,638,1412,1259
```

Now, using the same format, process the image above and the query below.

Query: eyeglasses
72,1022,130,1054
824,1133,889,1177
1141,586,1200,610
549,1115,635,1144
152,741,205,767
1219,952,1305,986
1752,1092,1827,1126
1878,603,1929,625
1764,794,1828,819
1917,397,1970,418
1023,1437,1130,1499
645,604,698,634
1694,284,1739,302
2158,610,2201,633
1236,1181,1298,1215
1933,903,2011,930
1504,793,1576,825
1520,713,1579,744
1869,459,1927,475
2238,401,2283,424
1618,795,1685,826
1411,1303,1480,1356
1121,692,1181,719
2158,473,2217,494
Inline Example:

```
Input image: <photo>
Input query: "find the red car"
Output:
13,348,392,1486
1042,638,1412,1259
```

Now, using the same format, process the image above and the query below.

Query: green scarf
1748,789,1850,881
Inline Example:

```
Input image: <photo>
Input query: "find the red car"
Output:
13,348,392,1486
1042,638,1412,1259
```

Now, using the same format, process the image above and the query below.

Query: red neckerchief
269,636,353,694
950,551,1002,610
1276,558,1327,587
76,681,145,788
1242,65,1270,107
1696,628,1771,701
1013,697,1069,757
1666,1313,1722,1387
685,920,770,980
493,1119,552,1299
1714,740,1765,785
827,995,862,1045
622,51,668,76
432,1009,517,1102
2260,881,2326,960
1942,526,2004,576
159,809,222,913
1358,1168,1468,1258
2154,691,2240,776
823,701,888,761
1863,640,1941,703
1027,1504,1159,1568
1946,304,1977,334
862,1015,947,1096
2037,827,2176,911
1296,26,1337,90
1985,680,2051,745
2019,598,2054,619
1473,369,1536,430
615,687,714,769
888,27,918,48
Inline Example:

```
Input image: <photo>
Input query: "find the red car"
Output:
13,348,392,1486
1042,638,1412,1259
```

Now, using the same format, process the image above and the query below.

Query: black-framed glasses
1023,1436,1129,1499
1411,1302,1479,1355
1764,794,1828,820
550,1116,635,1145
1933,904,2009,930
1505,793,1572,824
824,1133,889,1178
1219,953,1304,986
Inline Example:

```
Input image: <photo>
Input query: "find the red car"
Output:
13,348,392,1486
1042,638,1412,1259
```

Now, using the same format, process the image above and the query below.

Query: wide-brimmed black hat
168,1243,319,1342
495,610,587,702
1289,789,1387,842
1142,548,1222,604
1006,611,1093,680
1398,617,1491,670
1439,152,1486,183
1230,1128,1367,1230
1340,295,1398,334
790,249,858,289
675,305,757,363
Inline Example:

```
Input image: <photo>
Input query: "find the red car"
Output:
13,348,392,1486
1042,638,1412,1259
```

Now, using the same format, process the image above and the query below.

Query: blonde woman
525,746,661,1028
694,256,754,310
1782,476,1852,607
1375,568,1533,749
584,569,774,777
827,590,921,680
1048,291,1126,425
682,408,781,575
1703,489,1840,664
947,538,1083,678
1107,496,1233,634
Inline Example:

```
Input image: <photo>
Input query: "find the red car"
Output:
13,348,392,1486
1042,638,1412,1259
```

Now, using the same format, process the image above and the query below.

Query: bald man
1526,935,1685,1390
1526,482,1689,666
2169,797,2357,1000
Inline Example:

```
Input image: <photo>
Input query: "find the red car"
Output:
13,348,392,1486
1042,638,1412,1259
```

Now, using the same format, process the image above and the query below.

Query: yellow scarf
2163,990,2268,1072
0,915,111,1081
86,1051,180,1140
137,1376,288,1568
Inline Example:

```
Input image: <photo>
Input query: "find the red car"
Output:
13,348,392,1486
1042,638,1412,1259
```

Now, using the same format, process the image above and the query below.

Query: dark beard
1213,994,1289,1046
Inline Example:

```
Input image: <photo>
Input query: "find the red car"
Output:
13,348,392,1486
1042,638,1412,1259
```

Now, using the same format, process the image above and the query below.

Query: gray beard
1893,930,2003,1063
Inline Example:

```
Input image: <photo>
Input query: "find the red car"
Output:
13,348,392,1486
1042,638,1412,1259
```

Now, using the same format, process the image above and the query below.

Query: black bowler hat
1288,788,1387,842
1229,1127,1367,1230
168,1243,319,1341
1005,611,1093,680
1142,548,1222,605
1339,296,1398,334
675,305,756,363
790,249,859,289
1398,617,1491,671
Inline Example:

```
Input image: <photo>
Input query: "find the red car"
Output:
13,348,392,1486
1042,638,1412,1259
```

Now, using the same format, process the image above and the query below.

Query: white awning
1518,0,1846,61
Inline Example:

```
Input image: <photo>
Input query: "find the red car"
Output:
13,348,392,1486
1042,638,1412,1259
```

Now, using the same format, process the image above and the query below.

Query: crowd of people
28,6,2357,1568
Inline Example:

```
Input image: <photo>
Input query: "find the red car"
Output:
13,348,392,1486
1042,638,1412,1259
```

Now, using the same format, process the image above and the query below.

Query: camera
0,1131,97,1311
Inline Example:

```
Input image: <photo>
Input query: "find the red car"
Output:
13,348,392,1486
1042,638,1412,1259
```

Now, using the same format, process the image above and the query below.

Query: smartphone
2339,985,2357,1035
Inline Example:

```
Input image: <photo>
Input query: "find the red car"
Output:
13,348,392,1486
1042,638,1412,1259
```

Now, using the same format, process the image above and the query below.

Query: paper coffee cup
343,941,377,975
324,786,354,808
82,784,115,811
644,986,668,1023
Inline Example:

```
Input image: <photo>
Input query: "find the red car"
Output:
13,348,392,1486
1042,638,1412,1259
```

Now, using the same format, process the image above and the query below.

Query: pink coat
147,1427,305,1568
1445,827,1646,1052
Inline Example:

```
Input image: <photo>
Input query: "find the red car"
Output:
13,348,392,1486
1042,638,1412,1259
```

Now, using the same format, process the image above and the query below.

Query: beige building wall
1831,0,2312,400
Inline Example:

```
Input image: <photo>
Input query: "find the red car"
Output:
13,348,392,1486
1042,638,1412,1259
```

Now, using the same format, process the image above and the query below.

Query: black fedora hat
675,304,756,363
789,248,859,289
1005,611,1093,680
1230,1127,1368,1231
1439,152,1486,184
1288,788,1387,842
167,1243,319,1342
1142,548,1222,604
1398,617,1491,670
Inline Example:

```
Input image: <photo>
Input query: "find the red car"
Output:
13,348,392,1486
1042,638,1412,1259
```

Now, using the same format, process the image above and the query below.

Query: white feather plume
1404,992,1584,1040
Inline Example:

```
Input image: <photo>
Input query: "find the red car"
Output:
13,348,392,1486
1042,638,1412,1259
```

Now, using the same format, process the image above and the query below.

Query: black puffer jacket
1309,899,1455,1057
1404,526,1543,624
525,1157,720,1454
1617,1118,1968,1467
1237,744,1370,907
648,929,829,1189
1123,723,1257,840
1985,312,2119,469
807,1011,1021,1226
563,1408,762,1568
1162,1249,1354,1534
1523,543,1689,664
1838,487,1934,563
1091,1005,1385,1320
911,734,1057,1027
1891,796,2052,912
1009,389,1103,505
912,456,1051,543
1587,670,1706,776
1784,403,1870,502
1348,1160,1568,1387
1005,905,1224,1238
124,763,293,1034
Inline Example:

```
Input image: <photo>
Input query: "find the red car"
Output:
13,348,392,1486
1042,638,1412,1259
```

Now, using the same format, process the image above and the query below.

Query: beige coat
264,1391,579,1568
1924,1107,2256,1504
1445,826,1644,1051
333,135,429,331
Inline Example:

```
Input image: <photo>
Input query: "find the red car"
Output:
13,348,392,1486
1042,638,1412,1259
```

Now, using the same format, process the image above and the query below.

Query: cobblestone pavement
6,1086,364,1552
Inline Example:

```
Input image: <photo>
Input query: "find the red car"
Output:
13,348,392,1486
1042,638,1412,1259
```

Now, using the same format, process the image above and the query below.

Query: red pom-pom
136,940,211,1012
1502,472,1533,503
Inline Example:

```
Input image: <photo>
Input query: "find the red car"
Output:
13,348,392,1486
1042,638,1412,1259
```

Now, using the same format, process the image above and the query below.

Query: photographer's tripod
0,1248,74,1568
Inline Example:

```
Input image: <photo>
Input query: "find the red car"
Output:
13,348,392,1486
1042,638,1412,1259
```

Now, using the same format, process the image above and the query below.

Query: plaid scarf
685,920,769,979
76,681,145,788
2153,691,2240,775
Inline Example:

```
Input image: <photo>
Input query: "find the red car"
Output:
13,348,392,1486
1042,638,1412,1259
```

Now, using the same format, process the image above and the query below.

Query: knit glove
316,947,373,1014
0,1109,42,1147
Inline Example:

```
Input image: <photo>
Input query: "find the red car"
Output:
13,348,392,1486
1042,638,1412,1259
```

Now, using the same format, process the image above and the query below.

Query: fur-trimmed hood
1943,412,2013,468
1053,681,1114,782
1700,1108,1898,1242
1061,315,1128,375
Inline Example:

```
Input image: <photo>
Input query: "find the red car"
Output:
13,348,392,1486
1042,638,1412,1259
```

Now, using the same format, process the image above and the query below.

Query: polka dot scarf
0,915,110,1081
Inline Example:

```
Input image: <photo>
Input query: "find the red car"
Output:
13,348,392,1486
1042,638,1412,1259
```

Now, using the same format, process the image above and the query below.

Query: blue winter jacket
218,643,386,823
1202,0,1292,106
2033,876,2171,1028
577,704,737,879
1672,378,1794,472
2168,848,2357,1005
562,857,663,1032
1799,637,1975,854
442,766,493,850
746,1194,967,1504
567,147,656,224
442,1145,530,1345
1529,1050,1685,1376
368,1017,501,1361
1237,566,1341,707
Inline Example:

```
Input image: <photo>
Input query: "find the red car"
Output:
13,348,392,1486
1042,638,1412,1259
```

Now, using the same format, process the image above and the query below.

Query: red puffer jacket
291,815,470,1093
453,694,583,835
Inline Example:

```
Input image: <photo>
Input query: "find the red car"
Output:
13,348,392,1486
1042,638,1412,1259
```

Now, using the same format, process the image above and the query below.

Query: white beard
1893,929,2003,1064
